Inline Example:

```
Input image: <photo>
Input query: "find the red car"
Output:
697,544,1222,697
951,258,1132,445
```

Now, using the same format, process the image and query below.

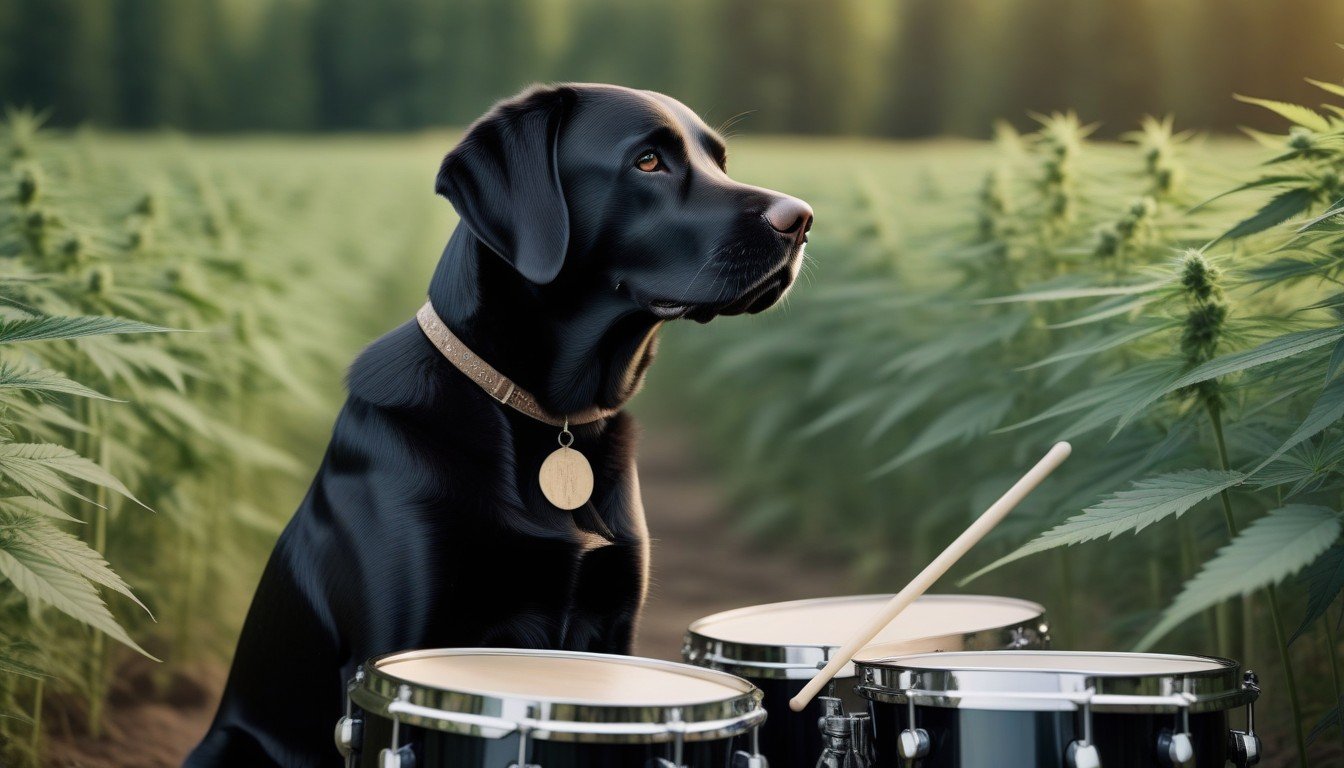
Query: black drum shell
866,699,1232,767
352,704,742,767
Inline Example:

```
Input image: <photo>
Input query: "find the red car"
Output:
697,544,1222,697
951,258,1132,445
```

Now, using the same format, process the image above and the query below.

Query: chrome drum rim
683,594,1050,680
351,648,766,744
855,650,1255,714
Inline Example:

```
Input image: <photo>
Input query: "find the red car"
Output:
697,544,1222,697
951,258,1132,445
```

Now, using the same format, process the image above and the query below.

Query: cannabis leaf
1291,543,1344,643
1135,505,1341,650
0,316,172,344
869,392,1015,477
963,469,1244,582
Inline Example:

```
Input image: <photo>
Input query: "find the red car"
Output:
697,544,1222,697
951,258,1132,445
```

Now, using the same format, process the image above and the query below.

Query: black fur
186,83,811,766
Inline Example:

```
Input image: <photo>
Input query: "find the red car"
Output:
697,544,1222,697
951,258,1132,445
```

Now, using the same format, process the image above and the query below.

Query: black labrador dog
186,83,812,766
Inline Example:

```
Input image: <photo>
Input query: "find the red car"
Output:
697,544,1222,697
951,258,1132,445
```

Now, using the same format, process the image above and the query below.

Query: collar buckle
492,380,517,405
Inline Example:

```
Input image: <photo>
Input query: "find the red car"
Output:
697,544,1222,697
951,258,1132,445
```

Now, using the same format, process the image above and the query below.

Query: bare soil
38,429,854,767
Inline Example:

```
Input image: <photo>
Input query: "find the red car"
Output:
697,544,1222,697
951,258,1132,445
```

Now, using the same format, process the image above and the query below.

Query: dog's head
436,83,811,323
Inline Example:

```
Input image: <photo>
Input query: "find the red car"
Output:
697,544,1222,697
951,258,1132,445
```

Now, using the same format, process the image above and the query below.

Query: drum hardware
1008,624,1048,648
895,693,929,762
380,685,418,768
1064,691,1100,768
335,667,365,766
814,695,872,768
1155,690,1195,768
641,708,688,768
377,696,766,740
732,726,771,768
863,685,1219,768
508,705,539,768
1227,671,1262,767
812,652,871,768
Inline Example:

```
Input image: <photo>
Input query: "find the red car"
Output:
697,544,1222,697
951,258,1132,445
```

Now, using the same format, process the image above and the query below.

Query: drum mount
814,695,872,768
335,667,365,767
1227,671,1262,768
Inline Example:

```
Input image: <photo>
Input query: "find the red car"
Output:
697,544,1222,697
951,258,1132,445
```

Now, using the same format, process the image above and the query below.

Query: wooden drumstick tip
785,441,1072,713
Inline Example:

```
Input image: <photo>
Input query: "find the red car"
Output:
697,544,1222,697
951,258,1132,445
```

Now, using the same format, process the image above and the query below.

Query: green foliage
0,514,153,658
1292,543,1344,644
963,469,1245,580
0,111,443,764
1136,505,1342,650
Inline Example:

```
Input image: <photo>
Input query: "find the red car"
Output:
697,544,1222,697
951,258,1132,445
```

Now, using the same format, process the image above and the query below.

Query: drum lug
1228,670,1262,767
732,750,770,768
379,684,417,768
334,714,363,757
508,706,542,768
378,745,414,768
1228,730,1261,767
1157,675,1197,767
1066,741,1101,768
732,716,770,768
1156,730,1194,768
337,666,366,765
896,728,930,761
894,692,928,763
644,707,689,768
1067,688,1101,768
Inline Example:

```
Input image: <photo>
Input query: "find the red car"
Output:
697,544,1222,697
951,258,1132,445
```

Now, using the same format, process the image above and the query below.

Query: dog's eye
635,152,662,172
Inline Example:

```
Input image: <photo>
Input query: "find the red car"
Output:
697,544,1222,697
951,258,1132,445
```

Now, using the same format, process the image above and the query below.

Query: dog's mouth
646,249,802,324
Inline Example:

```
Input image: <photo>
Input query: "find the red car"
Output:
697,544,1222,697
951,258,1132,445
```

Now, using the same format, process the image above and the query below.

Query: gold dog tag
539,421,593,509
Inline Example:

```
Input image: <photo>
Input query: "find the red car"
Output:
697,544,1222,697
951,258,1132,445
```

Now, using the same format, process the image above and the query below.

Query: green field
1,106,1342,767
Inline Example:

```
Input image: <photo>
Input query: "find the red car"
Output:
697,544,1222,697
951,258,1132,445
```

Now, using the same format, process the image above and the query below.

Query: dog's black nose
765,196,814,241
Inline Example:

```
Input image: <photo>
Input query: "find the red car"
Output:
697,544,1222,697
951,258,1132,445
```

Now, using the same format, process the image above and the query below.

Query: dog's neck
427,227,661,417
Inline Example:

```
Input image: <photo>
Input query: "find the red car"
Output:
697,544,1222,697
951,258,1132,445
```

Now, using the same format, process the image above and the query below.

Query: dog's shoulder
344,319,459,411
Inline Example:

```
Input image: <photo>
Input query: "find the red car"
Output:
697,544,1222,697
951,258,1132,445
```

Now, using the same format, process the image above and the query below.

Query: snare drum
854,650,1262,768
337,648,769,768
682,595,1048,768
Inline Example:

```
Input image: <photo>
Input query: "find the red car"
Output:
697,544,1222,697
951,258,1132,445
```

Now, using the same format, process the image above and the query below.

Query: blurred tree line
2,0,1342,137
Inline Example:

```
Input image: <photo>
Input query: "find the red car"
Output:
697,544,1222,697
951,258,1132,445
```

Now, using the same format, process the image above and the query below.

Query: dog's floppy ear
436,85,576,285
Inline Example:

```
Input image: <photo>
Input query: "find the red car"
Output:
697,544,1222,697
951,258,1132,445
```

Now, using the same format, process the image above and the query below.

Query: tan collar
416,301,618,427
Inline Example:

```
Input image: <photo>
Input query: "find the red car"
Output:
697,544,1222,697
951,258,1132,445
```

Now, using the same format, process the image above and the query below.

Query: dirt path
41,428,853,767
633,428,856,660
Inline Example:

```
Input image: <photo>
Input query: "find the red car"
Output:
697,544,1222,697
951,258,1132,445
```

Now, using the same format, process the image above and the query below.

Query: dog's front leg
563,540,649,653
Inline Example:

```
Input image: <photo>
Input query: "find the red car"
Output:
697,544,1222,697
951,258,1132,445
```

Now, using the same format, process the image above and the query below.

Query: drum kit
333,444,1266,767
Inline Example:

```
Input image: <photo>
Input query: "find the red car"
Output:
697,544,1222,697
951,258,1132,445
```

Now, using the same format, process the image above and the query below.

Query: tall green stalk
28,677,42,757
1208,405,1307,766
87,402,110,739
1177,517,1220,652
1056,549,1075,646
1266,584,1307,768
1323,610,1343,752
1205,402,1243,662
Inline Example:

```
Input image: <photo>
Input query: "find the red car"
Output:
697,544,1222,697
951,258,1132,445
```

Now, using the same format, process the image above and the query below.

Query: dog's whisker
715,110,755,135
677,246,721,304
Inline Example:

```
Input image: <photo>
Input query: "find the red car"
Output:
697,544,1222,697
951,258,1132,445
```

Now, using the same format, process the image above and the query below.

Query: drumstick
787,441,1072,713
